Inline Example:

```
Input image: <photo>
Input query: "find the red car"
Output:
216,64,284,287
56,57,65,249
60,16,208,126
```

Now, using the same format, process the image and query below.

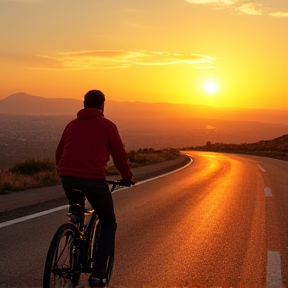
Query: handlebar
106,180,135,192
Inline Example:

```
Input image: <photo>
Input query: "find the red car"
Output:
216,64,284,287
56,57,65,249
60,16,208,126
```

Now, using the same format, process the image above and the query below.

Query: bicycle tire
82,215,98,273
93,219,115,283
43,223,80,288
106,244,115,283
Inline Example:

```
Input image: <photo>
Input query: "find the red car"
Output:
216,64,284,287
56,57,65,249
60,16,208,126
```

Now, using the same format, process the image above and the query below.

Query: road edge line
0,156,193,229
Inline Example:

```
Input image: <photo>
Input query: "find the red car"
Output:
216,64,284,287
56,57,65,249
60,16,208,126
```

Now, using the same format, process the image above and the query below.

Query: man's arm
55,133,65,165
109,124,133,180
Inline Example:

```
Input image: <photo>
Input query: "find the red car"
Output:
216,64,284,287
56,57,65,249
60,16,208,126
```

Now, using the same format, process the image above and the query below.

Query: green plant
35,171,60,186
1,148,181,193
9,158,56,175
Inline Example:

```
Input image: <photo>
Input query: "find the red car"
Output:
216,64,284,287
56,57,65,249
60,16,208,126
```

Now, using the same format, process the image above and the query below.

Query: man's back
56,107,132,180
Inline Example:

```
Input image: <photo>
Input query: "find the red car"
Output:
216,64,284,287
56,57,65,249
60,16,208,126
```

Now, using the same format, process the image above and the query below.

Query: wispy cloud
29,50,215,70
269,11,288,17
124,8,144,13
186,0,235,5
0,0,43,2
235,3,263,15
186,0,288,17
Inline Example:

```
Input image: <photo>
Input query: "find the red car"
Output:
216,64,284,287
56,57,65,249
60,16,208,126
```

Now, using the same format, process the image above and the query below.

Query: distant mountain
0,93,82,115
0,92,287,125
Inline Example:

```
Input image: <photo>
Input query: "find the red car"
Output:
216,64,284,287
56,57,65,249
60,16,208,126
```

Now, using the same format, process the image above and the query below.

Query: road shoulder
0,155,191,219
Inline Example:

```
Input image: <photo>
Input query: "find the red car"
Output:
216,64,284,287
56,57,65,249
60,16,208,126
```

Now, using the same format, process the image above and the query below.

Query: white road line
257,164,266,172
264,187,273,197
118,156,193,188
0,205,68,229
267,251,283,288
0,157,193,229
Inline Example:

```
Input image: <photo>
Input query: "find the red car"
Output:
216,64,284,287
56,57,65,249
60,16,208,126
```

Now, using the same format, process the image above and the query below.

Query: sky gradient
1,0,288,109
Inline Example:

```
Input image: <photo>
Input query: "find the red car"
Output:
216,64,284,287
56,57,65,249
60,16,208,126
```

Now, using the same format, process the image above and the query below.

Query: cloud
269,11,288,17
0,0,43,2
124,8,143,13
186,0,235,5
235,3,263,15
30,50,215,70
185,0,288,17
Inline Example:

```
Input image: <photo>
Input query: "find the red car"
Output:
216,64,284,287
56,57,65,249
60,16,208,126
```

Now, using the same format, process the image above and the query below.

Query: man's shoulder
67,115,118,130
101,116,116,125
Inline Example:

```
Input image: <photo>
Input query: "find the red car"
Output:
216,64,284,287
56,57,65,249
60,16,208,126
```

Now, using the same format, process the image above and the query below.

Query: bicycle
43,180,129,288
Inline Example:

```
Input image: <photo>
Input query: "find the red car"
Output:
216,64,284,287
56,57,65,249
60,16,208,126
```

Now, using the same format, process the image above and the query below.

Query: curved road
0,152,287,288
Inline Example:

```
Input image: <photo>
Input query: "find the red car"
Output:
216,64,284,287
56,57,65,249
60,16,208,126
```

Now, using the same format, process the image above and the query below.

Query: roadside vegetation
183,134,288,161
0,148,179,194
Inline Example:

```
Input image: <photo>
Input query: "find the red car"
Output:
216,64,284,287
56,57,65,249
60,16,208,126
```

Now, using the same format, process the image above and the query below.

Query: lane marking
0,205,68,229
0,156,193,229
114,156,193,189
264,187,273,197
267,251,283,288
257,164,266,172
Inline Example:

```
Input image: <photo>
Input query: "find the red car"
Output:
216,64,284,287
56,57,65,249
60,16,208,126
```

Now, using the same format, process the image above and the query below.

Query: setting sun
203,81,218,94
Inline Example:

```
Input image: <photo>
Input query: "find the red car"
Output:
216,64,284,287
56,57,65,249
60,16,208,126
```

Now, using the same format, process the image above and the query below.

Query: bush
106,148,180,175
9,158,56,175
0,169,37,194
35,171,60,186
127,147,179,167
1,148,180,193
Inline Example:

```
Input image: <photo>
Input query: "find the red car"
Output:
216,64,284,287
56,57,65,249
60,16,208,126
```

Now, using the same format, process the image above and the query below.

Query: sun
203,80,218,94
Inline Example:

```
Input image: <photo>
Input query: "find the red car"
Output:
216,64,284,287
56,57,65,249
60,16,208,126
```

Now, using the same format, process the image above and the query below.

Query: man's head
84,90,105,110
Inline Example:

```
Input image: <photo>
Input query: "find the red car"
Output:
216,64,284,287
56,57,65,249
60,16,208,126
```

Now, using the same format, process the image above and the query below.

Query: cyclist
55,89,134,287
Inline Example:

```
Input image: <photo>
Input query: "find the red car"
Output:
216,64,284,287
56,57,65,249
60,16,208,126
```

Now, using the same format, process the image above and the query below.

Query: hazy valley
0,93,287,167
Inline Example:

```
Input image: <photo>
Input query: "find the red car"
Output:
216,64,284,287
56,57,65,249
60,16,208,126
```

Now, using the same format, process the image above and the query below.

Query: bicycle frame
67,180,123,274
43,180,132,288
67,190,97,273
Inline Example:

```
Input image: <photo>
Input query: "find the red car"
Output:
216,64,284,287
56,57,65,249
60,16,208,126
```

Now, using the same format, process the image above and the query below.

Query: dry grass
0,169,60,194
107,148,180,173
0,148,180,194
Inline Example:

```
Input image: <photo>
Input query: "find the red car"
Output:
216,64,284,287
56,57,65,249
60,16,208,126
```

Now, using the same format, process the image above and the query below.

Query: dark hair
84,90,105,109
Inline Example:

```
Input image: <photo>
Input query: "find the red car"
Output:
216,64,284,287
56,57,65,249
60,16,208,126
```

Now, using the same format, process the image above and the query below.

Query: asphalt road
0,151,287,288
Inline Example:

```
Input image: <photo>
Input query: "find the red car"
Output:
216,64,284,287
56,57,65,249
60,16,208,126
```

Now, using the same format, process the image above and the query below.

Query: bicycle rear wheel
43,223,80,288
93,220,115,283
105,244,115,283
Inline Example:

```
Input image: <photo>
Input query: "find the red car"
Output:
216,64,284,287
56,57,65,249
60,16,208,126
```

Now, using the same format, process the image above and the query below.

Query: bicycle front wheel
43,223,80,288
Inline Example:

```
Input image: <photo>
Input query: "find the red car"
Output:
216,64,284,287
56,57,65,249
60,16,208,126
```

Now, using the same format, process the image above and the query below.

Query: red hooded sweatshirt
55,108,133,180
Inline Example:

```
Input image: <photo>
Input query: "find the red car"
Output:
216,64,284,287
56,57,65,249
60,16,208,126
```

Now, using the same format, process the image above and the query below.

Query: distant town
1,114,287,168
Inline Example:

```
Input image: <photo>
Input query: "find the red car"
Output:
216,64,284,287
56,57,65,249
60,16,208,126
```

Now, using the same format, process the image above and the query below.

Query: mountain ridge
0,92,287,124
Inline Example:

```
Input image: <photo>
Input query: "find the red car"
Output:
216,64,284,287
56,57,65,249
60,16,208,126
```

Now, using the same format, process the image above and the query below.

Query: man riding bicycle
55,89,134,288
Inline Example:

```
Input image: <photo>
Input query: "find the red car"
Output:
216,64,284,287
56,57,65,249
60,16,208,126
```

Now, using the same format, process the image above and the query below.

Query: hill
187,134,288,161
0,93,82,115
0,92,287,125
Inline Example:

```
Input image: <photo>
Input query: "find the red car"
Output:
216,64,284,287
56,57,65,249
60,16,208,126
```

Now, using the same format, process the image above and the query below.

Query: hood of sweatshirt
77,108,104,119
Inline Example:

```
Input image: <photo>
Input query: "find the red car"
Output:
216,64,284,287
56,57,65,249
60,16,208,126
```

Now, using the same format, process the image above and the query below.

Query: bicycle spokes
50,232,78,287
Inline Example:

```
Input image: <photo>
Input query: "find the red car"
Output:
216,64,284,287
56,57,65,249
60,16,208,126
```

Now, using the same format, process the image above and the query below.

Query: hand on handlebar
119,179,136,187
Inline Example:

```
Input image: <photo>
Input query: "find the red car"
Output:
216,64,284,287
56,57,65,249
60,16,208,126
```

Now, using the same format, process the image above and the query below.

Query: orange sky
1,0,288,109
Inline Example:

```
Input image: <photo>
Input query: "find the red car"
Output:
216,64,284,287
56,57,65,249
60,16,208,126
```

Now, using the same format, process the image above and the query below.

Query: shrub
1,148,180,193
0,169,37,194
9,158,56,175
35,171,60,186
127,147,179,167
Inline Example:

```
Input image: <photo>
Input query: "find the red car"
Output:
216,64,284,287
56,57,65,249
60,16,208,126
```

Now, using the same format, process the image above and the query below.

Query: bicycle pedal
89,277,108,287
84,209,94,215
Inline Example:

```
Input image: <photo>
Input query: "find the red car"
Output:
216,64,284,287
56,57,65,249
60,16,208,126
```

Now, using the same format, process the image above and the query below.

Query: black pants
61,177,117,278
